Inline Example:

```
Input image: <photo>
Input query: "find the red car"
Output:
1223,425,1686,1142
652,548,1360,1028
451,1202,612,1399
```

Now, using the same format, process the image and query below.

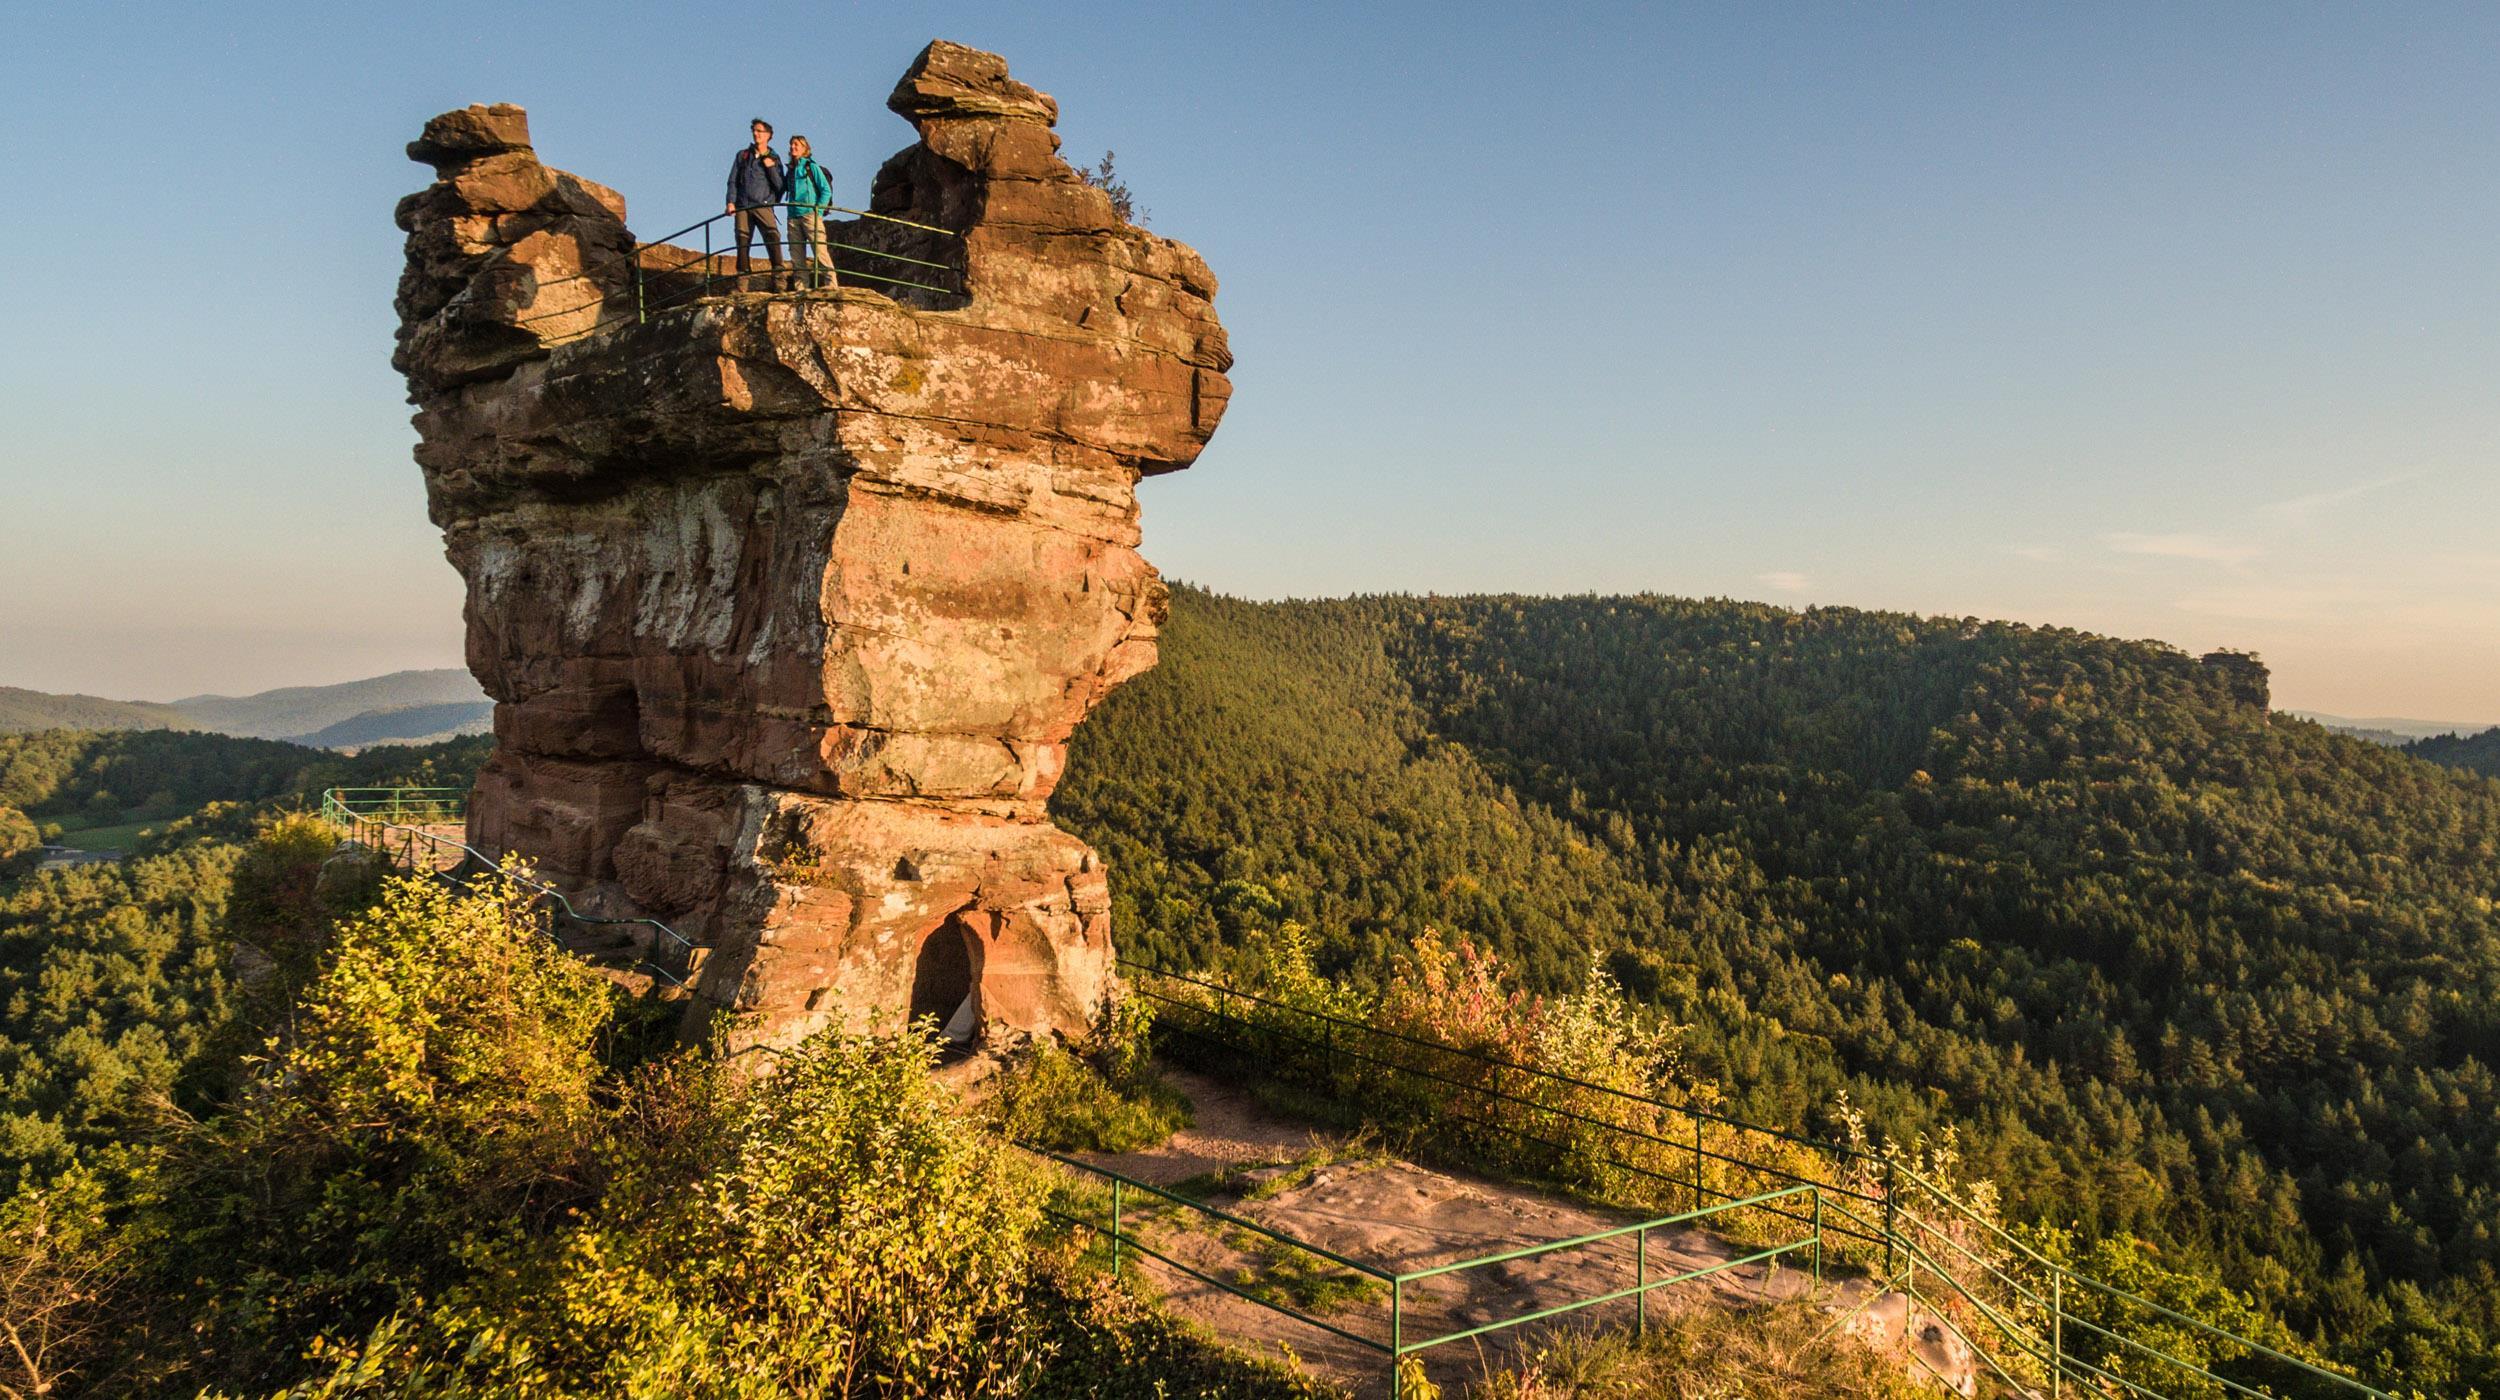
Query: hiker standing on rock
784,136,838,292
726,118,786,290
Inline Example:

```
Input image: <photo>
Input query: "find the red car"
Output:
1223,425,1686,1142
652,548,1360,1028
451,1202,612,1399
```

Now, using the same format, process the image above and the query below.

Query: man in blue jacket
726,118,786,290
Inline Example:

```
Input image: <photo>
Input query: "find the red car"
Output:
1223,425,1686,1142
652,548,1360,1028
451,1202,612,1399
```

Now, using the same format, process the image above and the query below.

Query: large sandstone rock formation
393,42,1230,1051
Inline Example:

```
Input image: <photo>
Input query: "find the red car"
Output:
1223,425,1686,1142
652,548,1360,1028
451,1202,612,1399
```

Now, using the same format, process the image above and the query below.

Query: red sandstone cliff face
393,42,1230,1050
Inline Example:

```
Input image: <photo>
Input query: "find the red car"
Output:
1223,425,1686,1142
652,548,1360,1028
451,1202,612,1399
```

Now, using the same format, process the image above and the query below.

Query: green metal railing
1033,1147,1826,1397
634,201,965,309
318,785,468,825
1123,962,2401,1400
506,200,967,347
318,787,701,988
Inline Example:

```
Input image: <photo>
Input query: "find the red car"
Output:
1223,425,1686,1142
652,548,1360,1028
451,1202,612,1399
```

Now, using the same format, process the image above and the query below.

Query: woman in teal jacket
784,137,838,290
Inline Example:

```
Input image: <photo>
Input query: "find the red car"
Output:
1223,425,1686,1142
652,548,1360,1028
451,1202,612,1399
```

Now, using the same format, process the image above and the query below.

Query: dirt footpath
1073,1068,1975,1397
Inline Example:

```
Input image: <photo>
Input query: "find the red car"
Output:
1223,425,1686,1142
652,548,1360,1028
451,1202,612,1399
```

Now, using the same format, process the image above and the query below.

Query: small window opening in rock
910,915,979,1048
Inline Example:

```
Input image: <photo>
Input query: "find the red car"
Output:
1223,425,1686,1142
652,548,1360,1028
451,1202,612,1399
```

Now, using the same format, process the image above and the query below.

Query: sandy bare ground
1068,1068,1976,1397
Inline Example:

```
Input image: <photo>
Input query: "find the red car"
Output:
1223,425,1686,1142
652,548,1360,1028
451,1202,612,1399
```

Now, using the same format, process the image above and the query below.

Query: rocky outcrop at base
393,41,1231,1051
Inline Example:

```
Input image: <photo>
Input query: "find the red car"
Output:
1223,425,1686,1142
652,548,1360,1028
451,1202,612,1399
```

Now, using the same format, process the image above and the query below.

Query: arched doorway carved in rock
909,910,984,1045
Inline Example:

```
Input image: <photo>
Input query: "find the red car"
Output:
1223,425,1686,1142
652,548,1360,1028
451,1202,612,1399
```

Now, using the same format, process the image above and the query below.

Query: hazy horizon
4,2,2494,716
7,593,2495,735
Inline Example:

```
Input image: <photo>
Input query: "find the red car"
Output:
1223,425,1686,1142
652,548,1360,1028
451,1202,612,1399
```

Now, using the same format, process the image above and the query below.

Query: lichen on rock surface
393,41,1232,1052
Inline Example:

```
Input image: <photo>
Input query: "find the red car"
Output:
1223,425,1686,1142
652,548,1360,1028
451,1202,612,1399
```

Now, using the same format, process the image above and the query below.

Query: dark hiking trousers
734,205,784,283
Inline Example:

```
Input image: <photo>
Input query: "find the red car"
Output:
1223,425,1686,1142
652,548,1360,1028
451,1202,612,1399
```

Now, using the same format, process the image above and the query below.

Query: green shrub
995,994,1194,1154
225,814,348,953
996,1041,1194,1154
277,1028,1039,1397
152,868,614,1383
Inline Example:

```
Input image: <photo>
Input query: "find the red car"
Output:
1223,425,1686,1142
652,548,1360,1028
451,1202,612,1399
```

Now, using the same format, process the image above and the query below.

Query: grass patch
1218,1224,1388,1313
1468,1296,1932,1399
998,1040,1195,1154
1042,1145,1388,1318
47,819,155,852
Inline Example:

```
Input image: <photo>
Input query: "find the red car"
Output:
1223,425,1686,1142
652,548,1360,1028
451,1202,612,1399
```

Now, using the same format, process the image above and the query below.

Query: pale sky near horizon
1,2,2494,720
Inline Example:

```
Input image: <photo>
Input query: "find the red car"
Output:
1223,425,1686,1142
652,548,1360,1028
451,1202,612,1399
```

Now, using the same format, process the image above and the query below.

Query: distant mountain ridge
286,700,496,750
0,687,193,735
2287,710,2497,745
0,669,490,749
169,668,487,739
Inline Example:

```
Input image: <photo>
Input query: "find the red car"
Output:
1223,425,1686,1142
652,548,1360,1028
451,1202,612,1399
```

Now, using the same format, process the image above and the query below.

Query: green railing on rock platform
1034,1145,1825,1398
635,201,965,308
317,786,700,988
1120,961,2403,1400
511,201,966,346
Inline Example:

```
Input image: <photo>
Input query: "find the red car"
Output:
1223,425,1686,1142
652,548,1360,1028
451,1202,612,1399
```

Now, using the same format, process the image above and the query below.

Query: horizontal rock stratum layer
393,41,1231,1050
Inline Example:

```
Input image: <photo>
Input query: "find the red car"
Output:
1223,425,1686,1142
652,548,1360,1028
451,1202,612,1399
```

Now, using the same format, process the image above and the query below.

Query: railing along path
318,788,698,988
510,201,965,347
1034,1147,1825,1396
1114,962,2404,1400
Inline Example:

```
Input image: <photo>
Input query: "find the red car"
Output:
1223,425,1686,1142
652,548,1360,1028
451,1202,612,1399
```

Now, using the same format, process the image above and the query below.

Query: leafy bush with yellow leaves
1,819,1329,1399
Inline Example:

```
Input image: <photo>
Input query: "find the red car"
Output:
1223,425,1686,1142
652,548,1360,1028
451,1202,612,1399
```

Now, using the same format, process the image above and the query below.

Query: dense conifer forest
1056,586,2500,1390
2411,727,2500,780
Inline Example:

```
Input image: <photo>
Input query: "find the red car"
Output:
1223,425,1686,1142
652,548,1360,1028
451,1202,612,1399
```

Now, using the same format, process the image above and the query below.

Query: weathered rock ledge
394,41,1231,1050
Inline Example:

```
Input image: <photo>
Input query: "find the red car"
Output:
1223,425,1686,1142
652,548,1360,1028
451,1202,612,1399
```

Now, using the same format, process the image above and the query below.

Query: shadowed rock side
392,41,1232,1051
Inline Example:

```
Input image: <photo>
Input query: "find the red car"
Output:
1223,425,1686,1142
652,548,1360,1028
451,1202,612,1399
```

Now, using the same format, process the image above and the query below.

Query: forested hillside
0,733,492,1188
2,730,324,820
1057,586,2500,1389
0,687,189,735
2410,726,2500,779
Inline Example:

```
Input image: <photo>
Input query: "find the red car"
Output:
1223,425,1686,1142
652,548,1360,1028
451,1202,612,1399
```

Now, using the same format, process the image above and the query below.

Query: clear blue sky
3,1,2494,719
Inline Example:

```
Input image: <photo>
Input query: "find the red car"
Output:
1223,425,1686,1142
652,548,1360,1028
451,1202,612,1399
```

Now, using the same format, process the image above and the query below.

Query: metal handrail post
1691,1111,1704,1210
1390,1277,1404,1397
1111,1178,1123,1272
1884,1159,1899,1275
1636,1227,1648,1338
2052,1270,2064,1399
1813,1189,1824,1285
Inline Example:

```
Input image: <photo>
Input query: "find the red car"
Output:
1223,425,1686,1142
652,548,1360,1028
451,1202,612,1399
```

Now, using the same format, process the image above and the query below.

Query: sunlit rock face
393,41,1230,1051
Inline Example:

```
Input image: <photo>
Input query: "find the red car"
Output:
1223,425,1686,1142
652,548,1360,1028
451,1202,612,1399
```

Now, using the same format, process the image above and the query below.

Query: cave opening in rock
910,914,981,1045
